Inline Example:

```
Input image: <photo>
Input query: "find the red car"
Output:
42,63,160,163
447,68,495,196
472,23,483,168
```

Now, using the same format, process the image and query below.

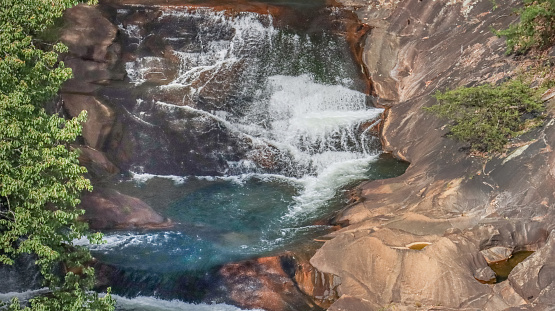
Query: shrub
494,0,555,54
425,76,549,153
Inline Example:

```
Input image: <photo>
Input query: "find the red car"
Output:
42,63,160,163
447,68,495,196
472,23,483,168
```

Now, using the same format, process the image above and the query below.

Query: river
1,1,407,310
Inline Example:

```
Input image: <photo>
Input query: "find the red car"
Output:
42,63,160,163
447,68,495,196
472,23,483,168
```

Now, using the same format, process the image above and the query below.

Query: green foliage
494,0,555,54
425,76,549,153
0,0,113,310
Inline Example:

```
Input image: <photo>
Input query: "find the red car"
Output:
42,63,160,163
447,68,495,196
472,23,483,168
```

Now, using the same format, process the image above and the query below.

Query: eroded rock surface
311,0,555,309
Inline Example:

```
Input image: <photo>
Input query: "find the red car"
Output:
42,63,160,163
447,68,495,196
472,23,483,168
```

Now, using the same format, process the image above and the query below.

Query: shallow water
489,251,535,283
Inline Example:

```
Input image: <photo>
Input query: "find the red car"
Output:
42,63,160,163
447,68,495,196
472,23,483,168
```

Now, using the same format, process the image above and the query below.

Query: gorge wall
311,0,555,310
57,0,555,310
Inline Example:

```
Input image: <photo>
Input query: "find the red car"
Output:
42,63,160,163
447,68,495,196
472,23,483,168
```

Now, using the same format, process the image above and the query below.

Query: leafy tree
0,0,114,310
425,76,548,153
494,0,555,54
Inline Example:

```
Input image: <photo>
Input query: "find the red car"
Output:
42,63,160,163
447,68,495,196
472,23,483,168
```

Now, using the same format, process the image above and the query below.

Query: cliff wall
311,0,555,309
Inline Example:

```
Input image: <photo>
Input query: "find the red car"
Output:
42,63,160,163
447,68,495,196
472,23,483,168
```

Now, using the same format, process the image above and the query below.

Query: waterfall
2,4,406,309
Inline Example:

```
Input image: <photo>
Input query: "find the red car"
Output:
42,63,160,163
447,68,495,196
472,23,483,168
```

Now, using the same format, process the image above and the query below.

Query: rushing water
2,2,408,310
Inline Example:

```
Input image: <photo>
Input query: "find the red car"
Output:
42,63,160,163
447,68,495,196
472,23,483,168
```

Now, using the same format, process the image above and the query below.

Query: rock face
310,0,555,309
59,4,172,230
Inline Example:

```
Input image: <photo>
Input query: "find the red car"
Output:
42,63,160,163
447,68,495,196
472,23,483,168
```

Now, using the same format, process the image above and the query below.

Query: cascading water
1,3,408,311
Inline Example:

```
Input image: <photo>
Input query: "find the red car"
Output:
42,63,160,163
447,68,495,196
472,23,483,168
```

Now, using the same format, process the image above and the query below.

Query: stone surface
61,4,118,63
311,0,555,309
473,266,496,284
509,232,555,304
77,146,119,179
481,246,513,264
63,94,115,149
80,188,172,230
61,5,122,95
219,254,324,311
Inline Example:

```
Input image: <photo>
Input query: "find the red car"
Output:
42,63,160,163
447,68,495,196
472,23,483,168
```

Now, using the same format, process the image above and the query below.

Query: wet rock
80,188,172,230
509,232,555,305
219,254,323,311
124,56,179,85
104,102,251,176
481,246,513,264
474,266,496,284
62,94,115,149
77,146,119,180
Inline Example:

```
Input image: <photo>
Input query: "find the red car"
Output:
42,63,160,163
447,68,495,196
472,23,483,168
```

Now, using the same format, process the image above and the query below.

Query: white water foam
258,74,382,158
113,295,262,311
288,154,379,218
125,57,169,86
0,288,49,303
131,171,187,185
74,232,183,252
0,292,261,311
139,73,382,219
122,8,275,94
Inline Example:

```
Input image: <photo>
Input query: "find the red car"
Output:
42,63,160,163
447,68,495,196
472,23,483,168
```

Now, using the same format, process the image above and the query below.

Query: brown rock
474,266,496,284
310,0,555,309
219,254,323,311
80,188,172,230
61,4,118,63
62,94,115,149
77,146,119,179
481,246,514,264
509,232,555,305
61,59,111,94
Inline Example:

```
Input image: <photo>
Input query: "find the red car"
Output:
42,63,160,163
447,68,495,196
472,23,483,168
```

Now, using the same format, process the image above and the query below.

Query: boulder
474,266,496,284
61,59,112,94
61,4,118,63
80,188,172,230
77,146,119,179
219,254,323,311
481,246,513,264
60,4,122,95
62,94,115,149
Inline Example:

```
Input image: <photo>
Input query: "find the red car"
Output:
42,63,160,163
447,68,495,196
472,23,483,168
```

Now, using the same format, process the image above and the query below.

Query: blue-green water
90,154,407,275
